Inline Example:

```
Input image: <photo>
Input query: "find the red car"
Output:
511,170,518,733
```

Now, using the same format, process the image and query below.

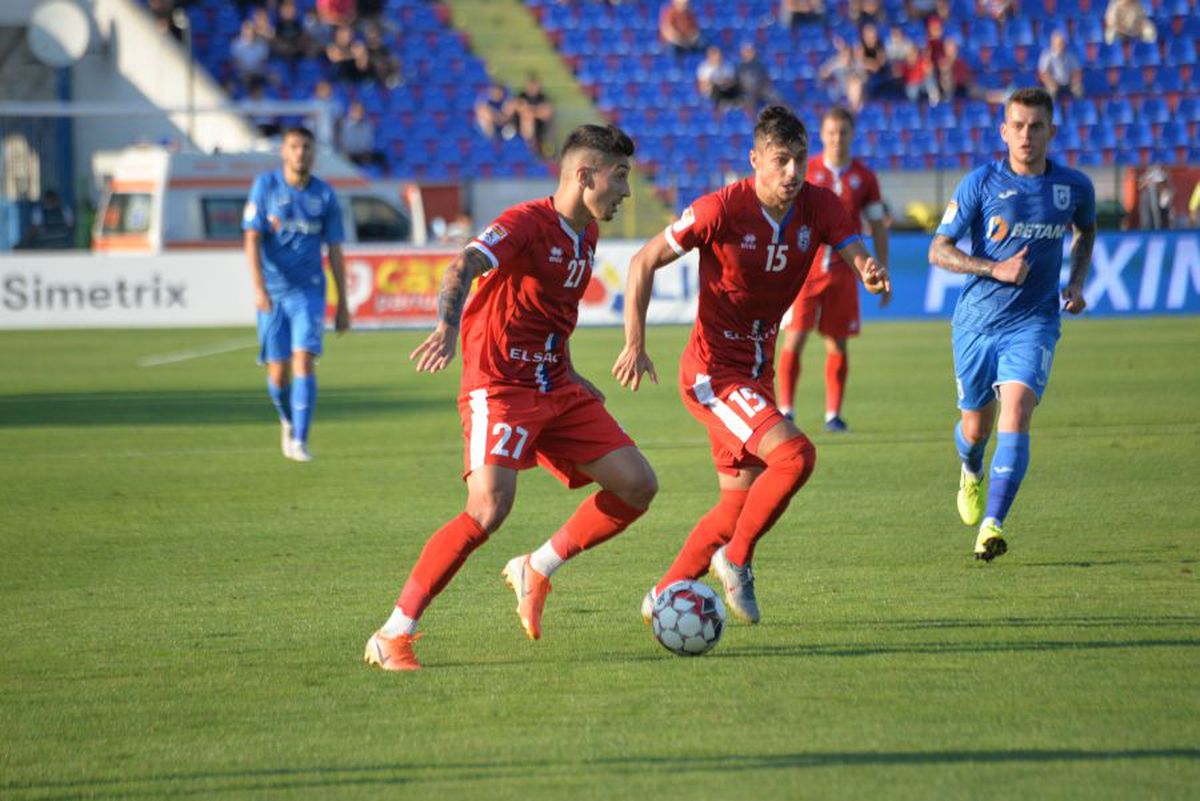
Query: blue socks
985,432,1030,524
291,375,317,444
268,379,291,424
954,421,987,477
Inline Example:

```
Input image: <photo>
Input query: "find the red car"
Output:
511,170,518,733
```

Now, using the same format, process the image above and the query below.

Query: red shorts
457,382,635,487
679,362,787,476
782,263,861,339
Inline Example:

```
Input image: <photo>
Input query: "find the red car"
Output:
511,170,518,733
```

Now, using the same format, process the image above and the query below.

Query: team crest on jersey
243,201,257,223
671,206,695,233
941,201,959,225
302,194,324,216
796,225,812,251
549,246,564,263
480,223,508,247
1053,184,1071,211
849,174,861,189
741,233,757,250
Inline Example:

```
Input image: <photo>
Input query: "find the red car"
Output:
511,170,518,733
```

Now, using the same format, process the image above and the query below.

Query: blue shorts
952,323,1061,410
257,289,326,364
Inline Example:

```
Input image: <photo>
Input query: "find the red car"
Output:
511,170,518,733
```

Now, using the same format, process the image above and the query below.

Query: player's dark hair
754,105,808,150
823,107,856,130
560,124,635,162
1006,87,1054,121
282,125,315,142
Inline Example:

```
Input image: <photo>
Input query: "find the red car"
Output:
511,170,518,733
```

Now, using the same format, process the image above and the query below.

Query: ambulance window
100,193,152,234
350,196,411,242
202,198,247,241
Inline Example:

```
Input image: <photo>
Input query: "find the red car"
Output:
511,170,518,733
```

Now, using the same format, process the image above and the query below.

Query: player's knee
610,463,658,510
466,491,514,535
766,434,817,485
961,416,992,443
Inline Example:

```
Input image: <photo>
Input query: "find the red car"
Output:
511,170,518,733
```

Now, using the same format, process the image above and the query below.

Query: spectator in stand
231,19,270,86
246,79,281,137
849,0,885,26
925,14,947,72
696,46,741,109
475,83,517,140
325,26,356,80
22,189,74,250
273,0,317,60
904,0,937,21
780,0,826,27
857,22,893,100
660,0,703,54
937,38,974,101
339,100,385,169
819,36,866,112
977,0,1017,25
363,21,402,88
885,25,913,64
303,7,330,48
357,0,385,23
1037,30,1083,100
306,79,339,148
1137,166,1173,229
346,41,375,84
317,0,357,27
900,41,938,103
514,73,555,157
735,42,779,111
1105,0,1157,43
250,7,275,45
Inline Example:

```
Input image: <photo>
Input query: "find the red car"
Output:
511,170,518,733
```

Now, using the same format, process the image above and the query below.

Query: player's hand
861,257,892,296
992,247,1030,285
612,344,658,391
334,304,351,335
409,324,458,373
572,372,606,402
253,286,272,313
1062,283,1087,315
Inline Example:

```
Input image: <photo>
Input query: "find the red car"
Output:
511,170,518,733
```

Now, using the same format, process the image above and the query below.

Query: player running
613,106,889,625
929,87,1095,561
366,125,657,671
243,125,350,462
777,107,891,431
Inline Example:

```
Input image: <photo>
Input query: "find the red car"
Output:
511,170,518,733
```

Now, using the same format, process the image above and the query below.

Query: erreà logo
741,233,757,250
549,246,563,263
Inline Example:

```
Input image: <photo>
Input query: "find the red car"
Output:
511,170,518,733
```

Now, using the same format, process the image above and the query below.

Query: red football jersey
666,177,861,380
461,197,597,392
804,155,884,286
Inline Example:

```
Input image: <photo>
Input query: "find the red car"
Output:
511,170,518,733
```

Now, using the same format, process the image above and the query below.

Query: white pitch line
138,338,258,367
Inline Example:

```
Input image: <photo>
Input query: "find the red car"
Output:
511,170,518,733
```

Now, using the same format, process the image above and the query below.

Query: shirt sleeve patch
243,201,257,223
940,201,959,226
479,223,508,247
670,205,695,233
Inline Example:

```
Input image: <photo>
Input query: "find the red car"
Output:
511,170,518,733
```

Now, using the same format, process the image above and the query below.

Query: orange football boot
501,554,552,640
364,630,422,671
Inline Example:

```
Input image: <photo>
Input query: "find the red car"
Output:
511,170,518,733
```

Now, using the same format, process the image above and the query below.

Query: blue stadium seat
1139,97,1170,125
1158,121,1191,149
1104,98,1135,125
1130,41,1162,67
1165,38,1197,66
1065,99,1099,127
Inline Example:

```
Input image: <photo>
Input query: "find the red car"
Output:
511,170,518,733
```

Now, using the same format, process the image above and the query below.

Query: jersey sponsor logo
849,174,861,189
1053,184,1071,211
508,347,562,364
722,322,779,342
671,206,695,233
243,201,257,223
941,201,958,225
1010,221,1068,239
997,189,1019,200
741,233,758,250
987,216,1010,242
480,223,508,247
549,246,564,263
796,225,812,251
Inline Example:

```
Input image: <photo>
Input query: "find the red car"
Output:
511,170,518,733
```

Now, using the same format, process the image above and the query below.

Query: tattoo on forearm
929,236,994,277
437,249,488,326
1069,226,1096,286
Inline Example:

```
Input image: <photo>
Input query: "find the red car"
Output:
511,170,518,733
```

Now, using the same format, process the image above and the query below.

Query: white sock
528,541,567,578
381,606,418,637
824,410,838,422
778,406,793,416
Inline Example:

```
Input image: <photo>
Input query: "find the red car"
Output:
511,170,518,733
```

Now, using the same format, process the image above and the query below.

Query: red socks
777,343,801,411
549,490,645,559
397,513,487,619
724,435,816,566
656,489,749,593
825,351,847,417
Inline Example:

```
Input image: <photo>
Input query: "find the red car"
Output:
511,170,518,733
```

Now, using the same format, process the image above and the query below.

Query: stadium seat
1139,97,1170,125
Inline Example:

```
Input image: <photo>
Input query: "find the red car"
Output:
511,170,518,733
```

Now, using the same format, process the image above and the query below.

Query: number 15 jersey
666,178,861,381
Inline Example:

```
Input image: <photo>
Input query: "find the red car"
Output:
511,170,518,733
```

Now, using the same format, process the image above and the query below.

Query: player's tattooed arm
1062,222,1096,314
410,247,489,373
929,235,1030,285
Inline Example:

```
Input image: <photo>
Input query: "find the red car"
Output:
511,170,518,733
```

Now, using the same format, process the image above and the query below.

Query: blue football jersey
242,170,344,296
936,159,1095,333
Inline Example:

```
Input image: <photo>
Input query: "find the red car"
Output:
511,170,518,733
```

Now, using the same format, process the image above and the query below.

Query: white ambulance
92,145,426,253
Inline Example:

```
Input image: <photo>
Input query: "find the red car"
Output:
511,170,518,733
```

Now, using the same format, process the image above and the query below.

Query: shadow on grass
6,748,1197,799
716,638,1200,660
866,615,1200,631
0,389,444,428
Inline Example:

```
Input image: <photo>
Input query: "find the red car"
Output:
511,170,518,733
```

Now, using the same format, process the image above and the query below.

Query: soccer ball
651,580,725,656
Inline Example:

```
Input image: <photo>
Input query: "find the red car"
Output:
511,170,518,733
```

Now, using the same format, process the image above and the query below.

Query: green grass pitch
1,318,1198,800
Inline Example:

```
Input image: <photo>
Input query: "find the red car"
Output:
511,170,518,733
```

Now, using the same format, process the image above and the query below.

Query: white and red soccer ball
651,580,725,656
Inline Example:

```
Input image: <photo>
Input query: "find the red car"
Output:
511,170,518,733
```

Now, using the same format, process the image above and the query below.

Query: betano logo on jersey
988,215,1067,242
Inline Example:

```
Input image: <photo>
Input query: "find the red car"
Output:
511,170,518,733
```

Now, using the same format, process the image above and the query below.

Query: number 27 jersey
667,178,860,380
